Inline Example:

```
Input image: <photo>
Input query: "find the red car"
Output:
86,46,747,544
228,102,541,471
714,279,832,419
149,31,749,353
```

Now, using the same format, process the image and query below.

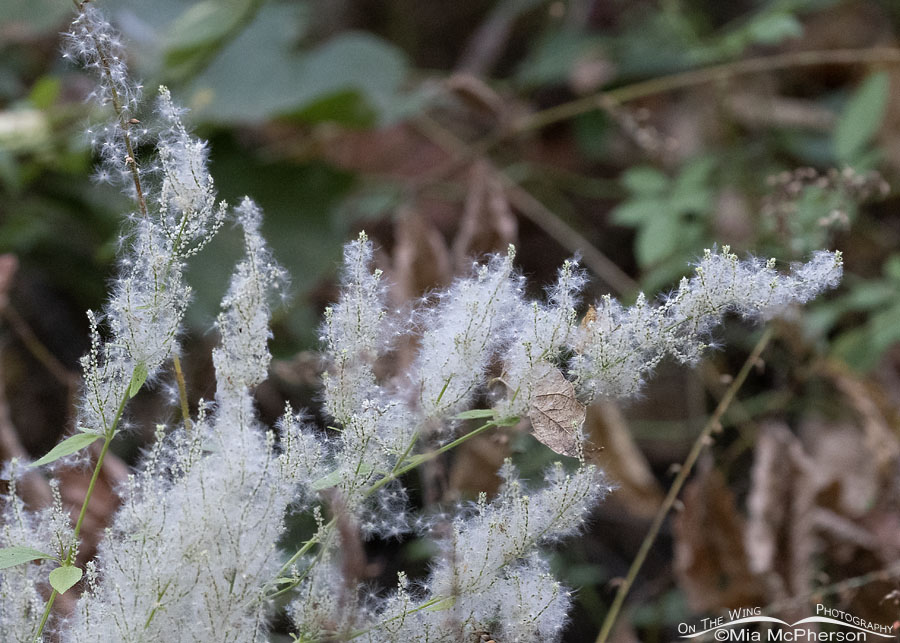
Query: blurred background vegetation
3,0,900,640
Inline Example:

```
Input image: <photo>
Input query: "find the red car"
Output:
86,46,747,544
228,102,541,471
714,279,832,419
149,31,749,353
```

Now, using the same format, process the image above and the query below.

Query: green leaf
0,546,53,569
129,362,149,398
839,281,896,311
31,433,102,467
611,198,664,226
451,409,496,420
28,76,61,110
516,30,600,88
189,8,410,126
673,156,715,191
746,12,803,45
834,72,890,163
668,188,713,215
622,167,669,195
635,214,680,267
884,255,900,283
166,0,253,52
49,564,83,595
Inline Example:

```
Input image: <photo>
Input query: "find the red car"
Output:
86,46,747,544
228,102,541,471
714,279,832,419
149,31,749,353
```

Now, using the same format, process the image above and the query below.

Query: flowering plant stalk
0,4,843,642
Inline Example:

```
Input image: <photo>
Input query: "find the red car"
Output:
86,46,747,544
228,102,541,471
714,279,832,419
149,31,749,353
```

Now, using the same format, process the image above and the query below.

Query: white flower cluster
364,462,608,643
67,211,319,642
0,5,845,643
570,247,843,398
62,5,147,193
411,249,523,422
0,467,73,642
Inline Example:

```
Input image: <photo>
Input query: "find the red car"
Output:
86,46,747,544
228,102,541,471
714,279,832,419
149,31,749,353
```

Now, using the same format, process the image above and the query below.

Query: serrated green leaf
451,409,496,420
31,433,101,467
49,564,82,594
129,362,149,398
622,167,669,195
189,10,410,126
834,72,890,163
0,546,53,569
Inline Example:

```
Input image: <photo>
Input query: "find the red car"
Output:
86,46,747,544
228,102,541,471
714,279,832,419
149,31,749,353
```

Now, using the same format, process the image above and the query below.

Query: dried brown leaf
673,464,766,611
585,401,662,518
745,423,795,578
527,368,586,457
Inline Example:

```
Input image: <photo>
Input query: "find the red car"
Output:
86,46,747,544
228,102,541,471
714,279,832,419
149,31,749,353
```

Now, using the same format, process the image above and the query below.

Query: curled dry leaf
527,367,586,458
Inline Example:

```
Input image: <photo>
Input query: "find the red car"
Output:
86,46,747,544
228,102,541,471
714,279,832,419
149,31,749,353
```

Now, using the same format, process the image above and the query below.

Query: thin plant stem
32,437,113,641
269,418,510,599
412,115,638,294
32,592,54,643
32,374,132,642
1,307,76,389
514,47,900,135
172,354,192,432
413,48,900,197
594,327,774,643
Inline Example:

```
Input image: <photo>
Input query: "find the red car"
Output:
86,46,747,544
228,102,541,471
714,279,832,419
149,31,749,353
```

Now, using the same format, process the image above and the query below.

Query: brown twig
412,114,638,294
513,47,900,136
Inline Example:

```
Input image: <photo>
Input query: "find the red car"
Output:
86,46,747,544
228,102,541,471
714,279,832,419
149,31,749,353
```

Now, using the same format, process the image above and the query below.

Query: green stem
32,372,132,642
32,592,55,643
172,355,192,432
269,418,510,600
32,432,114,642
273,517,337,585
594,327,773,643
365,419,501,499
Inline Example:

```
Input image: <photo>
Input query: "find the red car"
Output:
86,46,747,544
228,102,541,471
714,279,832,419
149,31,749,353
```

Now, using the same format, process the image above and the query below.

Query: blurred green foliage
2,1,900,637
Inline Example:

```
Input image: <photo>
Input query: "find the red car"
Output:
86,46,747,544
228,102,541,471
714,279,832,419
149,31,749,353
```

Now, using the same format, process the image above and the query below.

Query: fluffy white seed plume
570,247,843,399
63,5,147,193
321,232,390,426
411,247,523,423
68,198,298,643
0,465,72,642
77,309,133,434
317,237,417,533
4,5,851,642
106,219,190,378
498,258,586,417
213,198,285,398
356,461,608,642
155,87,226,258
